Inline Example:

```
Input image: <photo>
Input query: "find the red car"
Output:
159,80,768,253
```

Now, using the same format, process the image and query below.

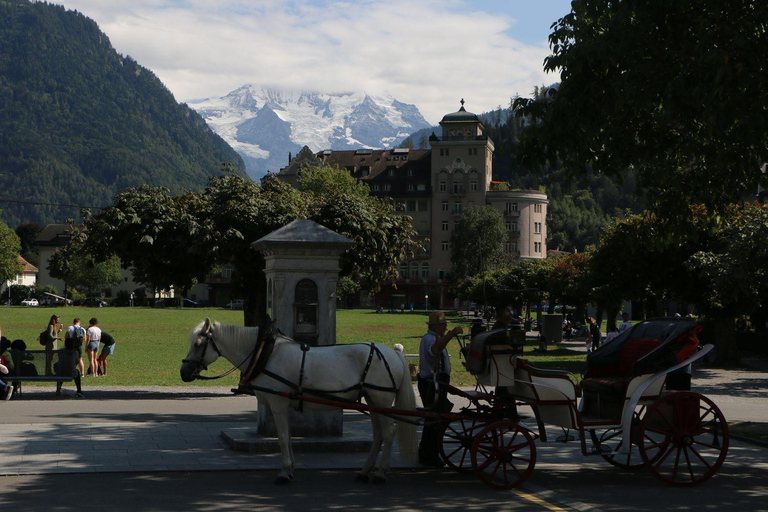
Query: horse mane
213,321,261,353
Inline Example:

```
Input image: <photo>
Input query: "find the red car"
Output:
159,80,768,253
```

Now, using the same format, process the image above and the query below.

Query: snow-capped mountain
188,85,431,179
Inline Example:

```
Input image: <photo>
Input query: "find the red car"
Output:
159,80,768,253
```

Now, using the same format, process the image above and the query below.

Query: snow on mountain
188,85,431,179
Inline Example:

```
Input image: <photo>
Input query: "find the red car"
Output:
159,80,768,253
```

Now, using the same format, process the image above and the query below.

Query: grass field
0,306,587,388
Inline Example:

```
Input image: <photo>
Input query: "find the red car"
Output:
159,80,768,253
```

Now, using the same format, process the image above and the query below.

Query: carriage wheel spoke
671,445,683,480
683,446,696,482
691,438,721,451
688,444,713,470
653,442,677,469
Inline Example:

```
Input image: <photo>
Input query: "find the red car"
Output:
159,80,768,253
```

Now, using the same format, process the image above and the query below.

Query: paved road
1,357,767,511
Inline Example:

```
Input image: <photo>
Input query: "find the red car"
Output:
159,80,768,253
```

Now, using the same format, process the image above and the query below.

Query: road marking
512,489,567,511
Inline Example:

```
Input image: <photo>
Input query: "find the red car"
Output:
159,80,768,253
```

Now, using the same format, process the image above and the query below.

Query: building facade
278,102,548,308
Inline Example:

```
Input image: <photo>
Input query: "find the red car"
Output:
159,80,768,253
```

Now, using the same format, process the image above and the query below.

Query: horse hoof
372,475,386,484
354,474,369,484
275,476,292,485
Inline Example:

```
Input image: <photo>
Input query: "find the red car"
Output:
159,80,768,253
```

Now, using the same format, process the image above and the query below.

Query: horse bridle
181,329,222,373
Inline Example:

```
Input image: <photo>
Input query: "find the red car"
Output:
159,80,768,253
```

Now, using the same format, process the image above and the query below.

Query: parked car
21,298,39,307
182,298,198,307
84,298,108,307
225,299,244,310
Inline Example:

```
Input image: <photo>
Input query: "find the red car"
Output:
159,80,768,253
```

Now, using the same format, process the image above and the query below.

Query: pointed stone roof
252,220,353,250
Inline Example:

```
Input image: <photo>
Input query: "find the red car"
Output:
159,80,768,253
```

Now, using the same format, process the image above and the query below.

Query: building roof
252,220,353,249
18,255,38,274
440,99,481,124
35,224,75,247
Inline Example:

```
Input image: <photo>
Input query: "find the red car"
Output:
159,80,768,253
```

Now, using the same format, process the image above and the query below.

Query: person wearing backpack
65,318,86,377
44,315,63,375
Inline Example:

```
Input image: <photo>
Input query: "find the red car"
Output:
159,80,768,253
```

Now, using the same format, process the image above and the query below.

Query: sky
56,0,573,124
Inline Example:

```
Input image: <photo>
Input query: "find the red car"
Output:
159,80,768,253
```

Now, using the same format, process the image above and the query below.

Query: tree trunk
605,305,620,333
703,315,741,366
243,268,268,328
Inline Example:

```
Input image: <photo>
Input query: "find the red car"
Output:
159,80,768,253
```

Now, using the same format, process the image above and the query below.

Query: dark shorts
100,344,115,357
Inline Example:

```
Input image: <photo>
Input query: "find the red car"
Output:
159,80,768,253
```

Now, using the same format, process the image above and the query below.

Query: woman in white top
85,317,102,377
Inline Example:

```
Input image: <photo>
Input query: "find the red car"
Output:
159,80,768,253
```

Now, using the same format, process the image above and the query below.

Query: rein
182,330,256,381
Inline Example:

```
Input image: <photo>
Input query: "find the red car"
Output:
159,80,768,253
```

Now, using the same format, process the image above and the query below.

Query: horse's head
180,318,222,382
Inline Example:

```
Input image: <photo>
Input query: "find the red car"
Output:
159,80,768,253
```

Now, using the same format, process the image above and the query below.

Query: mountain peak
190,86,431,179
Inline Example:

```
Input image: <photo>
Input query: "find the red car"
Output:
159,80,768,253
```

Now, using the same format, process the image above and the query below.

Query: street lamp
424,294,428,311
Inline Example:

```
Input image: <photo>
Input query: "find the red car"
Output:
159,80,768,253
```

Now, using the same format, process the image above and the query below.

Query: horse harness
257,341,400,411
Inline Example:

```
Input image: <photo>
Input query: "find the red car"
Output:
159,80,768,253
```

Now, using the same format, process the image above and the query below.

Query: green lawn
1,307,587,388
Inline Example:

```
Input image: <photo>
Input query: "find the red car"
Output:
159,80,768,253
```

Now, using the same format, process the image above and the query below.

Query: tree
450,205,510,287
48,225,124,296
0,220,22,285
81,185,215,297
15,222,43,266
514,1,768,216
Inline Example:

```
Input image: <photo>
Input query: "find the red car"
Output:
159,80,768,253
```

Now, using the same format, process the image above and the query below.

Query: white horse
180,318,418,484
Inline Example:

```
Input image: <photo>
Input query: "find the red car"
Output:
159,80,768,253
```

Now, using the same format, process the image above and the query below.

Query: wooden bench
6,349,78,396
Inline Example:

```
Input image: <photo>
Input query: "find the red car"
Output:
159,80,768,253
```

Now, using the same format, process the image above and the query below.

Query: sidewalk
2,345,768,477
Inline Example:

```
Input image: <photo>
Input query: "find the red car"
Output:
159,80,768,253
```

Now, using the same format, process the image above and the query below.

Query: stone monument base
257,402,343,437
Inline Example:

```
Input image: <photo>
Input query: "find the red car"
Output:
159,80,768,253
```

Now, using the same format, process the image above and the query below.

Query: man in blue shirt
417,311,463,466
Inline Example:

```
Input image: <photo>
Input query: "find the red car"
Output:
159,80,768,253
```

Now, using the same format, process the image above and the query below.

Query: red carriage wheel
471,421,536,489
439,418,486,474
639,392,729,486
589,405,670,470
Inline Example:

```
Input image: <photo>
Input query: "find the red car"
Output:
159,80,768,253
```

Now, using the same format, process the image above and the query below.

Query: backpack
71,325,85,347
39,330,49,346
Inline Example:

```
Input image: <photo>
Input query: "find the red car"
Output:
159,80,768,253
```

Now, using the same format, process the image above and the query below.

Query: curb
731,433,768,449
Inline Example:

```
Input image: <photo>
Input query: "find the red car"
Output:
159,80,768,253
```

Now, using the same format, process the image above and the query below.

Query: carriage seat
580,337,663,398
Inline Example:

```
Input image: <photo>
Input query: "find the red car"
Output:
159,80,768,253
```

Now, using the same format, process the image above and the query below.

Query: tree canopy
514,0,768,216
0,219,22,284
450,204,510,287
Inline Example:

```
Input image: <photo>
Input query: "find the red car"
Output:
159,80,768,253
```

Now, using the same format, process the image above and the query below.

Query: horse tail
393,347,418,464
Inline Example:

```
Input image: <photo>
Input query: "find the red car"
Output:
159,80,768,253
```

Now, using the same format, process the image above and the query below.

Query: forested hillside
0,0,245,227
401,105,646,251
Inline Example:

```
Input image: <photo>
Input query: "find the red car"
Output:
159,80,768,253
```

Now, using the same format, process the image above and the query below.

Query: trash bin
541,314,563,343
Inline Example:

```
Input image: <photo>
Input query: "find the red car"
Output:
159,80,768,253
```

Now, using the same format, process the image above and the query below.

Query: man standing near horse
417,311,463,466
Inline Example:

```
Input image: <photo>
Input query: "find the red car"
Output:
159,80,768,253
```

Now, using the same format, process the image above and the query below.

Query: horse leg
356,412,383,483
371,414,397,484
270,400,295,484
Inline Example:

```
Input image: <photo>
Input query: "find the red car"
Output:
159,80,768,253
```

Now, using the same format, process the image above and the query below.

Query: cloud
58,0,555,123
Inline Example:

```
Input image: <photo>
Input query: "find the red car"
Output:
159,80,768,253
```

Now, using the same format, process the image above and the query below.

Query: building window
372,184,380,191
399,263,408,278
453,201,462,214
505,242,511,252
440,148,450,156
468,148,477,156
388,168,395,177
534,222,542,234
421,263,430,279
383,184,391,191
420,220,428,234
407,169,413,177
511,222,518,232
408,184,415,192
439,181,447,192
505,222,511,232
442,241,449,251
442,221,449,231
410,262,419,279
534,204,542,213
512,242,518,252
453,182,463,194
470,181,477,191
534,242,542,253
417,184,426,191
394,156,399,161
442,201,449,211
407,200,416,211
438,269,446,279
222,267,232,279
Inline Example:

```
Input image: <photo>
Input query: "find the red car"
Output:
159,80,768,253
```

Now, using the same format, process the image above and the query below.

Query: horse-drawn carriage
181,316,727,489
437,316,728,488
